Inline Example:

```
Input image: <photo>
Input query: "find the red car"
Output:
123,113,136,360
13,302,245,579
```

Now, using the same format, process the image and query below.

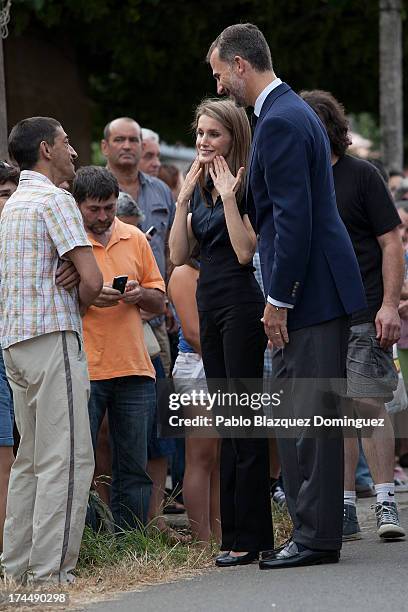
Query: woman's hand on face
177,158,202,206
209,156,245,200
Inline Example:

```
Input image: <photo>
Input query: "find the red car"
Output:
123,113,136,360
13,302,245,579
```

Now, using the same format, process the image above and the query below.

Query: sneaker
343,504,362,541
374,501,406,539
272,484,287,509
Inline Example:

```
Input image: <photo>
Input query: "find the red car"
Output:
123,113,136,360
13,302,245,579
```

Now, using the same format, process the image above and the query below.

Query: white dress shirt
254,78,282,117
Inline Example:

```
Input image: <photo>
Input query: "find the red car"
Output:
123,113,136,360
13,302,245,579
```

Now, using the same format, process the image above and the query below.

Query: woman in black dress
170,98,273,565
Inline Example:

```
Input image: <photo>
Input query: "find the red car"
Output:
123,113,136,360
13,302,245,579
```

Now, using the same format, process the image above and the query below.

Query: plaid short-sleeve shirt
0,170,91,348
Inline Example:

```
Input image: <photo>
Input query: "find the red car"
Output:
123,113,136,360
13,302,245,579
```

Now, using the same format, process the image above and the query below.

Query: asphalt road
88,495,408,612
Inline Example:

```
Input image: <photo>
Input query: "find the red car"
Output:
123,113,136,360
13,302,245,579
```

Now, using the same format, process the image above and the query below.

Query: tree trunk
0,38,8,160
379,0,403,171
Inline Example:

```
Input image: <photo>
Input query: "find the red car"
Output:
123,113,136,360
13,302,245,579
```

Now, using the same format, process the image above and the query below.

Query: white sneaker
374,501,406,539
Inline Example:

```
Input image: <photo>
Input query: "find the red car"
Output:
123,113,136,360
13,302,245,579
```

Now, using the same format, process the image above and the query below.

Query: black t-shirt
190,181,264,312
332,154,401,324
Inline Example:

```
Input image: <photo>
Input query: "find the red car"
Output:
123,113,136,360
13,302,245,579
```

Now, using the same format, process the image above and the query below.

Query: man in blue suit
207,23,367,569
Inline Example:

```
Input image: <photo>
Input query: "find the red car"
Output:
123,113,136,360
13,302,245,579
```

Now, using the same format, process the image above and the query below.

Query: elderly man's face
101,119,142,170
139,140,161,176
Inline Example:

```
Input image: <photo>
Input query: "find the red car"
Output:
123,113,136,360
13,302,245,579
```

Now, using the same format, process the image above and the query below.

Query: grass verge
1,504,292,611
71,504,292,607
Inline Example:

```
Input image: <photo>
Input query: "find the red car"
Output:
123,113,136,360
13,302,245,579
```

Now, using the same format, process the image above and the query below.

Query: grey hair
141,128,160,143
116,191,145,221
206,23,272,72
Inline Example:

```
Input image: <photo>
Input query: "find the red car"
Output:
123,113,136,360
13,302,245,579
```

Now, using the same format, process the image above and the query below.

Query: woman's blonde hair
193,98,251,206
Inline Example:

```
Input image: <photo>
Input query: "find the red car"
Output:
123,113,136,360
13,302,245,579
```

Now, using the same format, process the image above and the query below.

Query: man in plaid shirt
0,117,103,584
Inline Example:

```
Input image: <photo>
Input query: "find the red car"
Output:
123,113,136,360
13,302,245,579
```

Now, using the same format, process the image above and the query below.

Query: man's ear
100,139,108,158
39,140,52,161
234,55,247,75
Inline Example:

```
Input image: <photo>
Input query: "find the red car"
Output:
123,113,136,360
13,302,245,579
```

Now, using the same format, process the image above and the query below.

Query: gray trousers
273,317,349,551
2,331,94,584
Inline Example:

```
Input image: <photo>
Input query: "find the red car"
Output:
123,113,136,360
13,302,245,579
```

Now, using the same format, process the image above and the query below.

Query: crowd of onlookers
1,26,408,583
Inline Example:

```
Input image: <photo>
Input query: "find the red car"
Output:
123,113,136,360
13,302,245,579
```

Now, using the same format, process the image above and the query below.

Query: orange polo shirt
83,217,165,380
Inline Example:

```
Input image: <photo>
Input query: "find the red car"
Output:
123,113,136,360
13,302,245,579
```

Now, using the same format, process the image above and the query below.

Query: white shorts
172,352,208,396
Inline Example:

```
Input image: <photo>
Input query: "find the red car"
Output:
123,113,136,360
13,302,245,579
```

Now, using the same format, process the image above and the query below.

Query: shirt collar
254,78,282,117
19,170,56,187
112,216,133,240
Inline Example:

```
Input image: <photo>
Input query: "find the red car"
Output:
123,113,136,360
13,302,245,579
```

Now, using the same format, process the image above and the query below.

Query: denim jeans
0,349,14,446
88,376,155,531
355,439,373,488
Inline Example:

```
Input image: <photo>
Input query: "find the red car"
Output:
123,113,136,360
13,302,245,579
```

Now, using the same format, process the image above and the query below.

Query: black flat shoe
215,551,230,562
259,541,340,570
215,551,259,567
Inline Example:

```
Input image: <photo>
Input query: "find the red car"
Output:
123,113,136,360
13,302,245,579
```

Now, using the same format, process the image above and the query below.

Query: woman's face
196,114,232,165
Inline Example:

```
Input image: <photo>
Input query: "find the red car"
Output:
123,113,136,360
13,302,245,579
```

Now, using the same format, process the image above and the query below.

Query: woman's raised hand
209,156,244,200
177,158,202,206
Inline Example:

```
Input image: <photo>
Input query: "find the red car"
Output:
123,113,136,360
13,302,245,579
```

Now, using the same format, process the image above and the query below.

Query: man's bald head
101,117,143,171
103,117,141,141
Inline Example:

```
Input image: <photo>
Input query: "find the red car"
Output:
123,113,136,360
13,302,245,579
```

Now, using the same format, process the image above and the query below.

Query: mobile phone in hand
112,275,128,294
145,225,157,238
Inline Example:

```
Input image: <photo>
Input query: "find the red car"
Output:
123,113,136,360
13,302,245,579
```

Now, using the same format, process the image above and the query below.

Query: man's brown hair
300,90,352,157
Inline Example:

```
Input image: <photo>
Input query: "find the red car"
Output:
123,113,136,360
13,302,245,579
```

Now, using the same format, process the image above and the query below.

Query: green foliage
349,112,381,150
8,0,408,149
91,142,105,166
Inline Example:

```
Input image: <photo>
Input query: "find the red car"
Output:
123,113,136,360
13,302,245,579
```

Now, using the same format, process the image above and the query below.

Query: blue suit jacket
247,83,366,331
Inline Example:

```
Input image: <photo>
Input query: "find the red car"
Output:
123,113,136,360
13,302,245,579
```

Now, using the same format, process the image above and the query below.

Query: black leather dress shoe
215,551,259,567
260,550,275,561
261,538,293,560
259,541,339,570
